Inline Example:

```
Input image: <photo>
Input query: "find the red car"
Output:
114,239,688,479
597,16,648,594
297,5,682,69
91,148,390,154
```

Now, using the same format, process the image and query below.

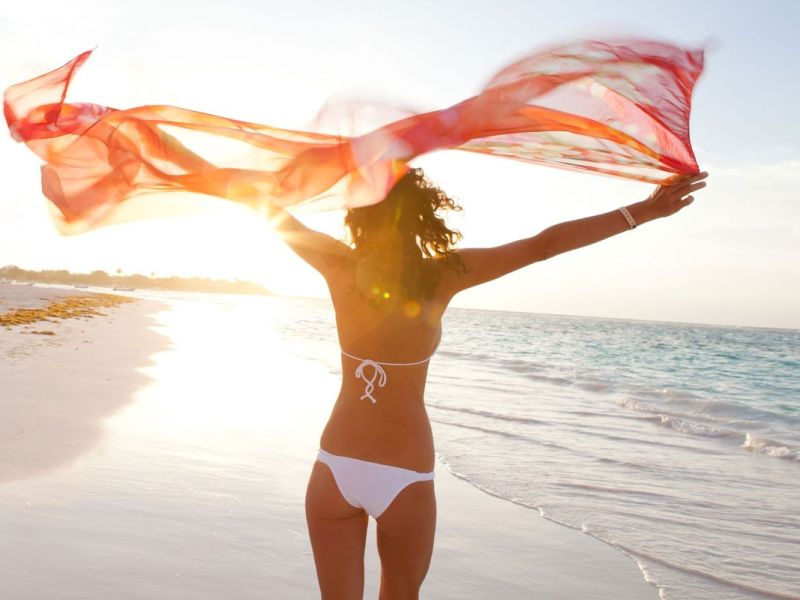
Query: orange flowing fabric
4,39,705,234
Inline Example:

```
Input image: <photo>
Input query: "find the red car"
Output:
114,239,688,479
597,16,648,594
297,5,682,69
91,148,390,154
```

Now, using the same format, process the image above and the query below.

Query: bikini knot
354,359,387,404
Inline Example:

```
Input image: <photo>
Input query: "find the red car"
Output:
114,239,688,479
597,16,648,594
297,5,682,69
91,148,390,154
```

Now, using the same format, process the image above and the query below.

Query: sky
1,0,798,329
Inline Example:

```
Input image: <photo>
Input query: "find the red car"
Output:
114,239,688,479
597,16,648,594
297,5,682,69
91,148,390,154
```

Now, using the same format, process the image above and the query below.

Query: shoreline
436,462,659,595
1,284,657,598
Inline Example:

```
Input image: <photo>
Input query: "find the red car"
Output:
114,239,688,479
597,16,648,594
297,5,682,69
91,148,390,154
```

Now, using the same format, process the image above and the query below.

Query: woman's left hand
646,171,709,220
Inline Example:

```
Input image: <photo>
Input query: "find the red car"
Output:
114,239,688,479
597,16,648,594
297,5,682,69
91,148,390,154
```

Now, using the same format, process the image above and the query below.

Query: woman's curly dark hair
344,167,464,301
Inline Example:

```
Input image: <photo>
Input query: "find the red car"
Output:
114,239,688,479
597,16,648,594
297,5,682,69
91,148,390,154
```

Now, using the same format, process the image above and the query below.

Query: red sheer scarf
4,39,704,234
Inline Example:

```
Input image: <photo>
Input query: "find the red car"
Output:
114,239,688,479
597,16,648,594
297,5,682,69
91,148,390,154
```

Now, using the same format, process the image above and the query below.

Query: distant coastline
0,265,270,296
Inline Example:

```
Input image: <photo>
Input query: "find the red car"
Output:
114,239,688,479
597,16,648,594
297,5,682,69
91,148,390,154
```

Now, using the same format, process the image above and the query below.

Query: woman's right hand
645,171,708,219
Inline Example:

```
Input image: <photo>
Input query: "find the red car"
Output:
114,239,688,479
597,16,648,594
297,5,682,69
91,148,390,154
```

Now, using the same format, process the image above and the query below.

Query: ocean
267,295,799,600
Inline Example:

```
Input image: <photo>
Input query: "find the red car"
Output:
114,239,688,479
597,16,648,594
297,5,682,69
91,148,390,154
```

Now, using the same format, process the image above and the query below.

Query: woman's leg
306,460,369,599
375,480,437,600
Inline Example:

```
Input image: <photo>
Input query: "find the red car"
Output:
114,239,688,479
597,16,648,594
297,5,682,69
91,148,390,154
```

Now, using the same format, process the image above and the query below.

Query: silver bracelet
618,206,637,230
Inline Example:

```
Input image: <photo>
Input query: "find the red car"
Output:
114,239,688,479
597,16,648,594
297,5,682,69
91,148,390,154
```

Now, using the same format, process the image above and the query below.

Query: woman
269,165,706,599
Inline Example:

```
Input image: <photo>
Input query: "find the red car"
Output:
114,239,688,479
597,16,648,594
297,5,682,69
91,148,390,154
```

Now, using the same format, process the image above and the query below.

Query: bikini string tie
353,359,387,404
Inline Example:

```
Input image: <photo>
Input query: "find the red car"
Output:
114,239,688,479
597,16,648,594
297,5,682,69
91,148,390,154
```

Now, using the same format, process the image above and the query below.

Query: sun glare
104,295,333,448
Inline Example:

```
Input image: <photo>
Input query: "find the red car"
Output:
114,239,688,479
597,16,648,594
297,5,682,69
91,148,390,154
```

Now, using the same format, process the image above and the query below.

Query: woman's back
319,254,449,472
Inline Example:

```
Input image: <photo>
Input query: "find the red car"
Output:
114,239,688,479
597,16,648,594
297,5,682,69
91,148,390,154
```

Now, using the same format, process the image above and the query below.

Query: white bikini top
341,335,441,405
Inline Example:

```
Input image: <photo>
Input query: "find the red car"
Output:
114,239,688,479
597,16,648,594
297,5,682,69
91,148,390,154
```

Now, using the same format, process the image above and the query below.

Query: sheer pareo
4,39,705,234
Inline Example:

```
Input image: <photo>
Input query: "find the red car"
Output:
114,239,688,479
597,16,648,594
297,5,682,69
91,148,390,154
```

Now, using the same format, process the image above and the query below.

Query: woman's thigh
375,480,437,599
305,461,369,599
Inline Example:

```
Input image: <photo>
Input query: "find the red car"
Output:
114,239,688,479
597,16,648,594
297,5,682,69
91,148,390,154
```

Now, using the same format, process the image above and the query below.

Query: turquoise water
272,297,800,600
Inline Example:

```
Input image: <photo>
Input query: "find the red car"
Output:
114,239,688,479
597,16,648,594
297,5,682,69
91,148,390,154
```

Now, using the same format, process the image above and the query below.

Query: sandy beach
0,283,656,599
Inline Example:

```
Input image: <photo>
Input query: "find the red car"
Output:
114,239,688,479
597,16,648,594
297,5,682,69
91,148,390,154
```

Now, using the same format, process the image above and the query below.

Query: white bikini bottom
315,448,435,519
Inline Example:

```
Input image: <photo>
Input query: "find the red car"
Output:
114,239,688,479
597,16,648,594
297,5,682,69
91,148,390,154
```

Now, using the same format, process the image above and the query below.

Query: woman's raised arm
262,203,352,278
444,171,708,294
182,164,351,278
